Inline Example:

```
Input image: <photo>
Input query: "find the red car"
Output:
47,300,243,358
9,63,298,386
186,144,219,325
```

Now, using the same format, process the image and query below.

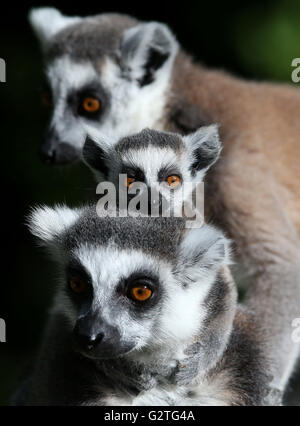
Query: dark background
1,0,300,405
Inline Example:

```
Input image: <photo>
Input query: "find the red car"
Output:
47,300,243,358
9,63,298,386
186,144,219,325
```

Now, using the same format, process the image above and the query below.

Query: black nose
74,329,104,352
40,146,56,164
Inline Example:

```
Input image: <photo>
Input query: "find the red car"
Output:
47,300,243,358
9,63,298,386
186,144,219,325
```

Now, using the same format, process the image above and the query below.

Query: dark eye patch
66,258,91,280
158,164,182,183
121,166,145,182
65,258,93,304
67,81,109,120
116,270,161,313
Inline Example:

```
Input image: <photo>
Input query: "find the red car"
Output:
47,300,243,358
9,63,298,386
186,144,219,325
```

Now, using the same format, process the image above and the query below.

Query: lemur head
82,125,221,211
28,205,232,362
29,8,179,164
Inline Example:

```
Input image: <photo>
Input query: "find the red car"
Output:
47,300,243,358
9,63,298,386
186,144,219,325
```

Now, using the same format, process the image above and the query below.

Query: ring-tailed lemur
29,8,300,392
15,205,276,406
82,125,221,216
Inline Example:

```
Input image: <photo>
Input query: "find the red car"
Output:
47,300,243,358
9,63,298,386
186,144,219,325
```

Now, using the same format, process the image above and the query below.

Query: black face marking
116,128,184,153
67,81,109,121
40,126,59,164
117,271,161,313
191,142,220,172
138,47,170,87
121,165,145,183
73,310,131,360
83,136,110,177
120,22,173,87
158,165,182,184
62,206,185,262
203,272,228,325
66,259,92,283
65,259,93,308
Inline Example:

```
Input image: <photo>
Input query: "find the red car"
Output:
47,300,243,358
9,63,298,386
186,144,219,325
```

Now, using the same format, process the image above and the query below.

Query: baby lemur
16,205,274,406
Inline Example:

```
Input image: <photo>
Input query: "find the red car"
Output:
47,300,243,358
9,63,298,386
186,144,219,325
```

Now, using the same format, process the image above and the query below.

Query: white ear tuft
28,205,81,244
121,22,178,85
184,124,222,174
28,7,81,47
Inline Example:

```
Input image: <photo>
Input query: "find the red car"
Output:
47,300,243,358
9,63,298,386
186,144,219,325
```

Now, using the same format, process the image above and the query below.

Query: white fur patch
154,267,211,347
28,204,81,243
180,224,232,269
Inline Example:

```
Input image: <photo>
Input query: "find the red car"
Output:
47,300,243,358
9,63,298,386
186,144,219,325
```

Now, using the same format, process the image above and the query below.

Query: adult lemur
29,8,300,392
16,205,276,406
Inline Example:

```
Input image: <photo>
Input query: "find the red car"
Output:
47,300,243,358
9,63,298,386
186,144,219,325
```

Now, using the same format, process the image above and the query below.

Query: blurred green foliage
234,0,300,81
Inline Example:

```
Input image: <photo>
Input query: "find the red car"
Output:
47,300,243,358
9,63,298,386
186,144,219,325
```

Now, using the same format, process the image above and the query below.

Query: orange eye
130,285,153,302
82,97,101,113
42,91,52,108
69,277,87,295
166,175,181,188
126,177,135,188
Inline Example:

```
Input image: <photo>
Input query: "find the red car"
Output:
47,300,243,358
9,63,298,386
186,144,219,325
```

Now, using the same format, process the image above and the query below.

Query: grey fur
62,205,185,261
116,129,184,153
47,14,138,62
14,204,277,406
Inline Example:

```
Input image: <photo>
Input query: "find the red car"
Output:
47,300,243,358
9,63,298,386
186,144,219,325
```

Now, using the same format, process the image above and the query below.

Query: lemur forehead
46,14,138,61
63,206,185,261
116,129,184,154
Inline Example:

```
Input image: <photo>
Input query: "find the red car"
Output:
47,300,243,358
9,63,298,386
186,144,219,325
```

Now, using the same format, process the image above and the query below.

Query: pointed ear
28,8,81,48
121,22,178,87
177,225,231,281
184,124,222,174
82,134,114,179
28,205,81,245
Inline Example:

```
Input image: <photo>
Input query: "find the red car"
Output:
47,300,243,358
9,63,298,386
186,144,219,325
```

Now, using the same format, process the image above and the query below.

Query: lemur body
82,125,221,215
16,205,276,406
29,9,300,392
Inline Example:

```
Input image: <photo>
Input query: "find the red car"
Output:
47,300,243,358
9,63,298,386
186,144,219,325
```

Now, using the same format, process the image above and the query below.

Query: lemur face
29,8,179,164
83,126,221,211
28,205,230,361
